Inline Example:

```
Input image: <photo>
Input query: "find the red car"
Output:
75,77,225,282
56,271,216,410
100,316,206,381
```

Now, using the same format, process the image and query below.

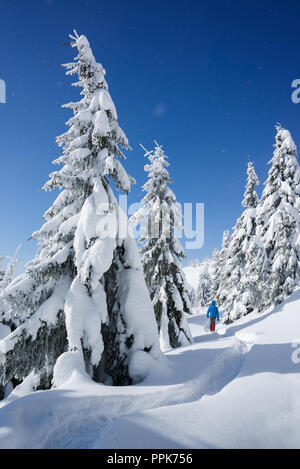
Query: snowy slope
183,260,211,290
0,290,299,448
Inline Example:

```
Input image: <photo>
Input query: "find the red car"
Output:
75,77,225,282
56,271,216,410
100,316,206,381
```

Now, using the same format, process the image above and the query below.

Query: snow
92,109,111,138
97,89,117,119
116,266,164,364
53,351,88,388
64,277,106,366
0,288,299,448
105,156,132,193
183,260,211,290
129,350,161,385
0,324,10,341
0,278,71,353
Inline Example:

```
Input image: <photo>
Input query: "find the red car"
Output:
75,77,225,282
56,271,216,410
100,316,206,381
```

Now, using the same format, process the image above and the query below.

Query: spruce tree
187,283,197,309
0,31,162,391
256,125,300,306
242,161,259,209
0,255,6,399
131,143,192,351
0,245,21,324
196,263,211,307
0,245,21,294
214,230,230,305
0,255,5,292
209,248,220,301
0,247,20,399
222,161,267,322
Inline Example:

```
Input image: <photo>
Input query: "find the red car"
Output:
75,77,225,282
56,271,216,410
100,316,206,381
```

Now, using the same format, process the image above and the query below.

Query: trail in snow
1,295,296,450
0,309,249,449
45,340,248,448
41,312,252,449
98,293,300,449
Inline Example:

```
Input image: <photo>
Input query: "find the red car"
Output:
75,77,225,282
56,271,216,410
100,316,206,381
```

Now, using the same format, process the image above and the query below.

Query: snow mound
52,351,88,388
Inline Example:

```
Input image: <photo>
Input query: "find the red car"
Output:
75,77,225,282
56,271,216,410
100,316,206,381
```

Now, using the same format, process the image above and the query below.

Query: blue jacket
207,300,219,320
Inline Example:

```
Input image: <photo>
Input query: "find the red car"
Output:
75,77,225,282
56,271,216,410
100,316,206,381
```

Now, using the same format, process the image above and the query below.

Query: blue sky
1,0,300,268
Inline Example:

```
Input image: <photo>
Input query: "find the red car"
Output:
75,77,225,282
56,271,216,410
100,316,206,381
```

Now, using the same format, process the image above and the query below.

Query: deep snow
0,289,299,449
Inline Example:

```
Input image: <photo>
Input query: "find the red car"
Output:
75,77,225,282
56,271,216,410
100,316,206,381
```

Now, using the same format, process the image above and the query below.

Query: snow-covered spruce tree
187,283,197,309
241,163,268,312
256,125,300,307
195,263,211,307
222,161,267,323
0,245,21,294
0,255,5,292
0,31,163,391
242,161,260,209
209,231,230,304
0,247,21,398
214,230,230,305
209,248,220,301
131,143,192,351
0,245,21,335
0,245,21,327
0,255,6,399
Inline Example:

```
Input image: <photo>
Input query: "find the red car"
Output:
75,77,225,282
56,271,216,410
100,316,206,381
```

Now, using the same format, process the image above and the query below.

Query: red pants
209,318,216,332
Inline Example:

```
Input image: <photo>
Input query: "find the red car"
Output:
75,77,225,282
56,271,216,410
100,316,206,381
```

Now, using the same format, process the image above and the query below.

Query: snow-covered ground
0,289,299,449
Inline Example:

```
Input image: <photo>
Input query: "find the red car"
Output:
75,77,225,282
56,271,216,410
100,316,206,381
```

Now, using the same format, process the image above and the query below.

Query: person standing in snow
207,300,219,332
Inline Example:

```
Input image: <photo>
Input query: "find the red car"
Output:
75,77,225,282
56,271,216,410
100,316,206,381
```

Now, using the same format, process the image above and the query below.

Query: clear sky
1,0,300,268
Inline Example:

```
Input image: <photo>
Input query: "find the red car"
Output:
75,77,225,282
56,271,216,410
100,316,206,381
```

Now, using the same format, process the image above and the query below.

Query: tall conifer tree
0,31,162,391
131,143,192,351
256,126,300,306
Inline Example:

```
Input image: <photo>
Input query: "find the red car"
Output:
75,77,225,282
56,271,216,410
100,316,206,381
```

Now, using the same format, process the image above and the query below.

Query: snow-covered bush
0,31,163,392
131,143,192,351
